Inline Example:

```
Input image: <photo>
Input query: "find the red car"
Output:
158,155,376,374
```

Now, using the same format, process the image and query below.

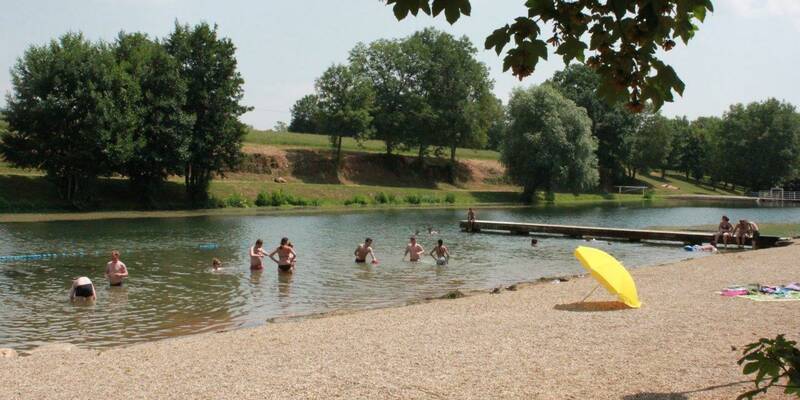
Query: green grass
245,130,501,161
636,172,744,196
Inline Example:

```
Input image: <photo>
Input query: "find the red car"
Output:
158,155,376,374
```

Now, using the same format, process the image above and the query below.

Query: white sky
1,0,798,129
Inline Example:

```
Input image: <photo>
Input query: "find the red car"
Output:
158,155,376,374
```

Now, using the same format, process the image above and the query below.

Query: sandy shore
2,245,798,399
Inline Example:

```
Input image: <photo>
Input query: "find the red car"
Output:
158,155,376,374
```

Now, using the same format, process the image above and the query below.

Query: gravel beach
1,244,798,399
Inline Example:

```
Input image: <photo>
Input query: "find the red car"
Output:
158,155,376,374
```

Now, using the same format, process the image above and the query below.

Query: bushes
373,191,399,204
254,190,319,207
224,193,249,208
444,193,456,204
344,195,369,206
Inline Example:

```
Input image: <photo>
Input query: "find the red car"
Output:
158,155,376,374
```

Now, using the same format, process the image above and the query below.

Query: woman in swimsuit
269,237,297,273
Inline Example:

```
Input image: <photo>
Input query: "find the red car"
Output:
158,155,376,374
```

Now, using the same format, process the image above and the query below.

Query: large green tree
502,85,598,201
625,111,672,179
718,99,800,190
289,94,320,133
0,33,135,203
385,0,713,111
114,32,193,204
165,22,250,204
407,28,498,166
693,116,726,187
549,64,637,188
349,39,429,156
314,64,374,166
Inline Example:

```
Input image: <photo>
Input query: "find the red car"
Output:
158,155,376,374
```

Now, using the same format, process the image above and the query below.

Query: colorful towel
720,283,800,301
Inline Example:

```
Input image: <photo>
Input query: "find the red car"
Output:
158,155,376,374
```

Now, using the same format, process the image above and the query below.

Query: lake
1,203,797,350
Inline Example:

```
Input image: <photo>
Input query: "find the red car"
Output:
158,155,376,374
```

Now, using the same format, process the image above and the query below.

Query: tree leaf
556,37,587,64
485,26,511,55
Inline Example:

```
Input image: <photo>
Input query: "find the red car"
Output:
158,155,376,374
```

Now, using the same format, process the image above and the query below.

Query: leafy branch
737,334,800,399
384,0,714,112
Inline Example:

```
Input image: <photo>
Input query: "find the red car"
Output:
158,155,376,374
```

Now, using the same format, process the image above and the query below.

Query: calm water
1,204,798,350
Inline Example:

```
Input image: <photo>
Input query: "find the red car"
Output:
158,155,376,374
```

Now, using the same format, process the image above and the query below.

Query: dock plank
459,220,786,248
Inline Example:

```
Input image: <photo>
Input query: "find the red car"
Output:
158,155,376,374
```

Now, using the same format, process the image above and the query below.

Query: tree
666,116,691,178
549,64,637,188
289,94,320,133
349,39,429,156
113,32,193,204
0,33,134,203
408,28,498,166
694,116,726,187
165,22,251,204
314,64,374,166
385,0,714,111
273,121,288,132
625,111,672,179
718,99,800,191
502,85,598,201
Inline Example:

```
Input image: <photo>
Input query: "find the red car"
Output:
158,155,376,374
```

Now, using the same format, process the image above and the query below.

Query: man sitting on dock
715,215,734,247
734,219,760,249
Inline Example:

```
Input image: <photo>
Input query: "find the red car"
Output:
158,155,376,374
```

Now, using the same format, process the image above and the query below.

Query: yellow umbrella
573,246,641,308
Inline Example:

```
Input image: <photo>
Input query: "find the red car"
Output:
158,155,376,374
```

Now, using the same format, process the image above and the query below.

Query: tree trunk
660,168,666,179
417,145,425,166
335,136,343,167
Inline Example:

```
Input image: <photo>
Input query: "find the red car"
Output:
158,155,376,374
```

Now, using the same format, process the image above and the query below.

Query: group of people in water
714,215,760,248
69,250,128,302
68,231,452,303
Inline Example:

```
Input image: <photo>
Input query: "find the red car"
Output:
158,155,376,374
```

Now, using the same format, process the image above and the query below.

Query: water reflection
0,204,798,350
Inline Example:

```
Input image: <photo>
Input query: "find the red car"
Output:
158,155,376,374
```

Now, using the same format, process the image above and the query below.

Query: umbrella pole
580,284,600,303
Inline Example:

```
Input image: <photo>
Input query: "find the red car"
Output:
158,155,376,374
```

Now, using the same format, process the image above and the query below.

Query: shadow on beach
554,301,629,312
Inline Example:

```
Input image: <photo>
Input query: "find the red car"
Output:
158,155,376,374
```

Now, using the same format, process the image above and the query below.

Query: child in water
212,258,222,271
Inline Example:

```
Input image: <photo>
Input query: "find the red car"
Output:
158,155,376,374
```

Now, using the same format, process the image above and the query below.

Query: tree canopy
502,84,598,200
385,0,714,111
289,94,320,133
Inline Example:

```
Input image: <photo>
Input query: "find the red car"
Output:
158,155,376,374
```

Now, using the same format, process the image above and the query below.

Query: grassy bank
245,130,501,161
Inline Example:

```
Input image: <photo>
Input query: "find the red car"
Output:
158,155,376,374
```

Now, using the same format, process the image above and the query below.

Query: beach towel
719,283,800,302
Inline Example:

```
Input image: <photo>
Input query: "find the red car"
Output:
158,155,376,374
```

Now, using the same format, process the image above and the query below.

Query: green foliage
625,111,673,178
0,33,133,203
385,0,713,111
549,64,637,188
716,99,800,191
256,189,317,207
289,94,320,133
165,22,251,204
224,193,249,208
444,192,456,204
113,32,193,205
314,64,374,165
404,193,422,204
737,334,800,399
642,189,654,200
373,191,399,204
344,194,370,206
205,196,226,209
501,85,598,201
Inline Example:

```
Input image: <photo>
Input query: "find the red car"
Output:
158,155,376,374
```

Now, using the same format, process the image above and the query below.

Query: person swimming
429,239,450,265
212,258,222,271
354,238,378,264
269,237,297,273
70,276,96,302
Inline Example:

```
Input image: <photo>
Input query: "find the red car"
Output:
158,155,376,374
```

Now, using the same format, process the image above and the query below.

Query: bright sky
1,0,798,130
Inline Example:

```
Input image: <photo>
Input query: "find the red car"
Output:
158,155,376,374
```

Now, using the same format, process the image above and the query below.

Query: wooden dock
459,220,788,248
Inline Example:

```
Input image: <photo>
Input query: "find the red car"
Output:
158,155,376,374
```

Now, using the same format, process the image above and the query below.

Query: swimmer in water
354,238,378,264
427,226,439,235
105,250,128,287
531,238,538,247
212,258,222,271
70,276,96,302
269,237,297,273
429,239,450,265
250,239,266,270
403,236,424,262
